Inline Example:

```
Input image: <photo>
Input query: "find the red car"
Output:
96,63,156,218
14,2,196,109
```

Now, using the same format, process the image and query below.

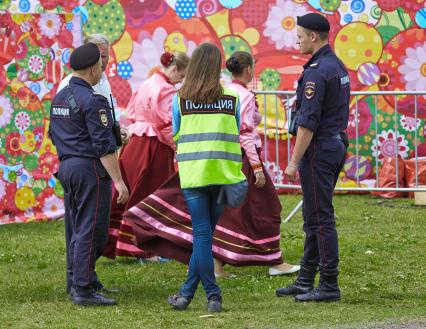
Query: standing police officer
49,43,129,306
275,13,350,302
57,33,131,143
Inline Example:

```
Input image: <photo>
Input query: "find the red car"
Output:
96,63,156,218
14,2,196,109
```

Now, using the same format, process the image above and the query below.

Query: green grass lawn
0,195,425,329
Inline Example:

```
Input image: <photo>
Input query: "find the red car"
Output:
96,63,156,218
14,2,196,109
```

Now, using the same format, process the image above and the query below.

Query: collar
69,76,93,89
303,44,332,69
232,79,248,89
233,80,259,109
156,71,173,85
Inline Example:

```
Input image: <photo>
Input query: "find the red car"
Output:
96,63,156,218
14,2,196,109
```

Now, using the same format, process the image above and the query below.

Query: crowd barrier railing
254,90,426,221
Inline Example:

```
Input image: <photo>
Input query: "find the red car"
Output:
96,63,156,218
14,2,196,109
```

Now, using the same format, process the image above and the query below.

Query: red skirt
103,135,175,259
125,149,284,266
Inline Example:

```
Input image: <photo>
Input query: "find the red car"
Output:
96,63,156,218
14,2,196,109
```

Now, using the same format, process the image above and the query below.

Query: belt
314,133,342,140
60,155,97,162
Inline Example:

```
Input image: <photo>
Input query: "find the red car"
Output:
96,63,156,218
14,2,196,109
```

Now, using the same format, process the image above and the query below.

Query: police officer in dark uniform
275,13,350,302
49,43,129,306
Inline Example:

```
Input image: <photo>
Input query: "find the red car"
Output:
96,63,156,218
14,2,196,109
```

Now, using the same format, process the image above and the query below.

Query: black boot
71,286,117,306
275,263,316,297
295,267,340,302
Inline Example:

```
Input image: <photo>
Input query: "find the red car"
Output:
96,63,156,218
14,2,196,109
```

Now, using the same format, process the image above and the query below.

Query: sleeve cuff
252,163,263,173
296,114,318,133
97,146,117,158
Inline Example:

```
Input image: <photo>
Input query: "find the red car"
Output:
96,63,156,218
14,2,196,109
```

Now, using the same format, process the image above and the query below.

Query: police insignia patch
304,81,316,100
99,109,108,126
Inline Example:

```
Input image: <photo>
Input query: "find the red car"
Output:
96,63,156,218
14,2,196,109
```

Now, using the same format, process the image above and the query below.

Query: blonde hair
83,34,109,47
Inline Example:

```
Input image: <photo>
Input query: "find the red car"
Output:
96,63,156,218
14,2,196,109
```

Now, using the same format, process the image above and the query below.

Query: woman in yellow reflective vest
167,43,246,313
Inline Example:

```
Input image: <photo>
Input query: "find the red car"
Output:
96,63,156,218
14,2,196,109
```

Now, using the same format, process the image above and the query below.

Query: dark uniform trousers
59,157,112,290
299,136,347,270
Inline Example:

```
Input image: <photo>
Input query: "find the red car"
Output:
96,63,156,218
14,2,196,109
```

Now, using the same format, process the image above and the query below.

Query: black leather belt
315,134,342,140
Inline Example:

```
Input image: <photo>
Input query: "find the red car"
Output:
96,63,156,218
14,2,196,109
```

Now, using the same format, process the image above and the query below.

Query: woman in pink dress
125,51,300,276
103,51,190,259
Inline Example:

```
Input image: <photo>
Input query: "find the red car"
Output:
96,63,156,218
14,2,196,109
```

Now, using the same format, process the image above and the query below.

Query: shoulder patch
98,109,109,126
51,105,70,119
340,74,350,86
304,81,316,100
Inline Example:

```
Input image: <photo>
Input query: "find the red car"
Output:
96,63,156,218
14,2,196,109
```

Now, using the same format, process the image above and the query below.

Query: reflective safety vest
175,88,246,189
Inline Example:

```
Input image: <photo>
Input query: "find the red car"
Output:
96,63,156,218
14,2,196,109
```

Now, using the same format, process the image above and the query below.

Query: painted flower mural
398,42,426,97
0,0,426,223
42,194,64,219
263,0,308,50
371,130,409,162
0,95,13,128
38,14,61,38
0,179,5,201
400,115,421,132
264,161,284,185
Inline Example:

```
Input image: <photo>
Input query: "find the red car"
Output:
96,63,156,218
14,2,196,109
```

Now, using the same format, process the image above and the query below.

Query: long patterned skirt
103,135,175,259
125,149,284,266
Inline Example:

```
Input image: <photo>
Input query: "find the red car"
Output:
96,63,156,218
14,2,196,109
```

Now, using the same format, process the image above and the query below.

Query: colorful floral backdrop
1,0,426,224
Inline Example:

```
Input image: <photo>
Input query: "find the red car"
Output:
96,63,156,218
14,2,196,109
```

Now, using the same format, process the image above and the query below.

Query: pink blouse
126,72,176,150
228,82,263,169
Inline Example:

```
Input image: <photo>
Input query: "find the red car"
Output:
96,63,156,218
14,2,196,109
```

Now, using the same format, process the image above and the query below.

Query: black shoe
275,262,316,297
69,287,76,300
276,282,313,297
295,287,340,302
69,284,118,299
295,267,341,302
94,286,120,294
207,295,222,313
72,290,117,306
167,294,191,310
92,281,119,294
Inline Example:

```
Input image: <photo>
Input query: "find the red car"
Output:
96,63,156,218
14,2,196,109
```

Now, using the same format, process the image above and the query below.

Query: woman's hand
254,170,266,188
120,127,131,145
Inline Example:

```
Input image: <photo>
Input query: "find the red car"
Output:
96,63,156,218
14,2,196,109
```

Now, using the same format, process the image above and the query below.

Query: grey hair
83,34,109,47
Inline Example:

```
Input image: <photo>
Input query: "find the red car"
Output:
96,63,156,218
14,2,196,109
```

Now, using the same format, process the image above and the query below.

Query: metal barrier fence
254,90,426,221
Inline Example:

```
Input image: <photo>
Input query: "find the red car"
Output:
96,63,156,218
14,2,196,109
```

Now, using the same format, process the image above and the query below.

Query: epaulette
92,91,108,100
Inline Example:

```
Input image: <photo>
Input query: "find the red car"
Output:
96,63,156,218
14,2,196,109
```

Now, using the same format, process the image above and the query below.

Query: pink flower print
371,129,409,162
14,112,30,131
38,14,61,39
264,161,284,185
263,0,309,50
42,194,64,220
0,95,13,128
0,180,5,201
398,42,426,100
28,55,43,74
400,115,421,132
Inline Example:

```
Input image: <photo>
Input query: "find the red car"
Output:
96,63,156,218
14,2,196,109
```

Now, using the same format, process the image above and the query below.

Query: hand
284,164,298,182
254,170,266,188
115,181,129,204
120,127,131,145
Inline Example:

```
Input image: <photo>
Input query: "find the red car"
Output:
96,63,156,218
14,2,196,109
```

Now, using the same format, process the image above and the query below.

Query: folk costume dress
124,81,284,266
103,72,177,259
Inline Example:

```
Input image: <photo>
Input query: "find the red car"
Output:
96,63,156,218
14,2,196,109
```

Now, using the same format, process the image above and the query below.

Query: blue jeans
179,185,224,300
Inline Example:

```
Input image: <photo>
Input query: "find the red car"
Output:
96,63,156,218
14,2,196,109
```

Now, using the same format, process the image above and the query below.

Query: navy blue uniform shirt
295,45,350,137
49,77,117,160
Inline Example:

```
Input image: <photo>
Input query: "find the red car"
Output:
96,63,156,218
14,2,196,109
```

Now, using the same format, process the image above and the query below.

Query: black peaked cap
297,13,330,32
70,42,100,71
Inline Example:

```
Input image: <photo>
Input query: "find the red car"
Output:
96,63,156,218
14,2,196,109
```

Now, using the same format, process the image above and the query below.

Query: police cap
70,42,100,71
297,13,330,32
